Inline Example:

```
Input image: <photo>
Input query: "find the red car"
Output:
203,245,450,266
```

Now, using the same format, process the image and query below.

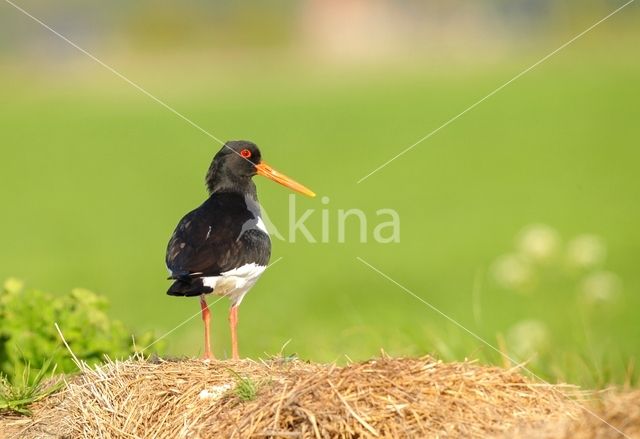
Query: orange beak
255,162,316,198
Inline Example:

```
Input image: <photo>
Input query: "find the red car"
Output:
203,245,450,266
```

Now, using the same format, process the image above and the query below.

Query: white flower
581,271,621,304
517,224,560,262
492,253,532,290
567,234,606,269
506,320,549,360
3,278,24,294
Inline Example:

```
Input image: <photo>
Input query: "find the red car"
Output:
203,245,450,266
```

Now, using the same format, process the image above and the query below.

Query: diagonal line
356,256,631,439
3,0,258,166
356,257,523,365
356,0,636,184
4,0,223,145
142,256,284,352
141,295,226,353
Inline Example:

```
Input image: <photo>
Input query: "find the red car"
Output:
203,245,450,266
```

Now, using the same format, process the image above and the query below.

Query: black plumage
165,141,271,297
166,193,271,296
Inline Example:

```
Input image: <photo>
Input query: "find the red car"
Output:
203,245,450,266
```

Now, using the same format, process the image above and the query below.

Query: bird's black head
206,140,316,198
206,140,262,195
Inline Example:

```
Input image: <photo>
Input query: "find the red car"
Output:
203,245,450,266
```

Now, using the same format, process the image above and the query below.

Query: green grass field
2,41,639,387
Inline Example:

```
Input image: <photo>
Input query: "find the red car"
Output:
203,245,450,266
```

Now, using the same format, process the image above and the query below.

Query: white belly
202,263,266,306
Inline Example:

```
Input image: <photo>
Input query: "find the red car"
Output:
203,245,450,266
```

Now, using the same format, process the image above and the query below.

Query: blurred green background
1,0,639,387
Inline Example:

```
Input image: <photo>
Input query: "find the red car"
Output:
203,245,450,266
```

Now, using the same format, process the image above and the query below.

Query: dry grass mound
4,356,637,438
1,355,594,438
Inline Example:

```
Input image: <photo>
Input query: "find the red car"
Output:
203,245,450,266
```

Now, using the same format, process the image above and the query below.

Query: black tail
166,277,213,297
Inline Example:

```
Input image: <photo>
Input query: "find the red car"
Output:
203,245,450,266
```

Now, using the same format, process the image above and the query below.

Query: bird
165,140,315,360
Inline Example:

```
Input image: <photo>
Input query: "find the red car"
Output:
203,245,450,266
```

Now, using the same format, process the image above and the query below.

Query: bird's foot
201,352,215,361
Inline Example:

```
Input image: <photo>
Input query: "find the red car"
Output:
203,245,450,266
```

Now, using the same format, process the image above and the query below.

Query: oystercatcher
165,141,315,360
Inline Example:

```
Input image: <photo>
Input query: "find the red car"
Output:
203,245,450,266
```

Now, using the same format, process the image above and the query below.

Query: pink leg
200,295,214,360
229,305,239,360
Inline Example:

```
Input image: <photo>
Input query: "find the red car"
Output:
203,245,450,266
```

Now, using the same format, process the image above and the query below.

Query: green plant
0,278,162,385
227,369,259,401
0,356,63,415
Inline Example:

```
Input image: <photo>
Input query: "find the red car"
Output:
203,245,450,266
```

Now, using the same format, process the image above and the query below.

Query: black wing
166,192,271,279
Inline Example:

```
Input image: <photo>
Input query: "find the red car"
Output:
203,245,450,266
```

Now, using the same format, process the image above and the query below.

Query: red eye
240,149,252,159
